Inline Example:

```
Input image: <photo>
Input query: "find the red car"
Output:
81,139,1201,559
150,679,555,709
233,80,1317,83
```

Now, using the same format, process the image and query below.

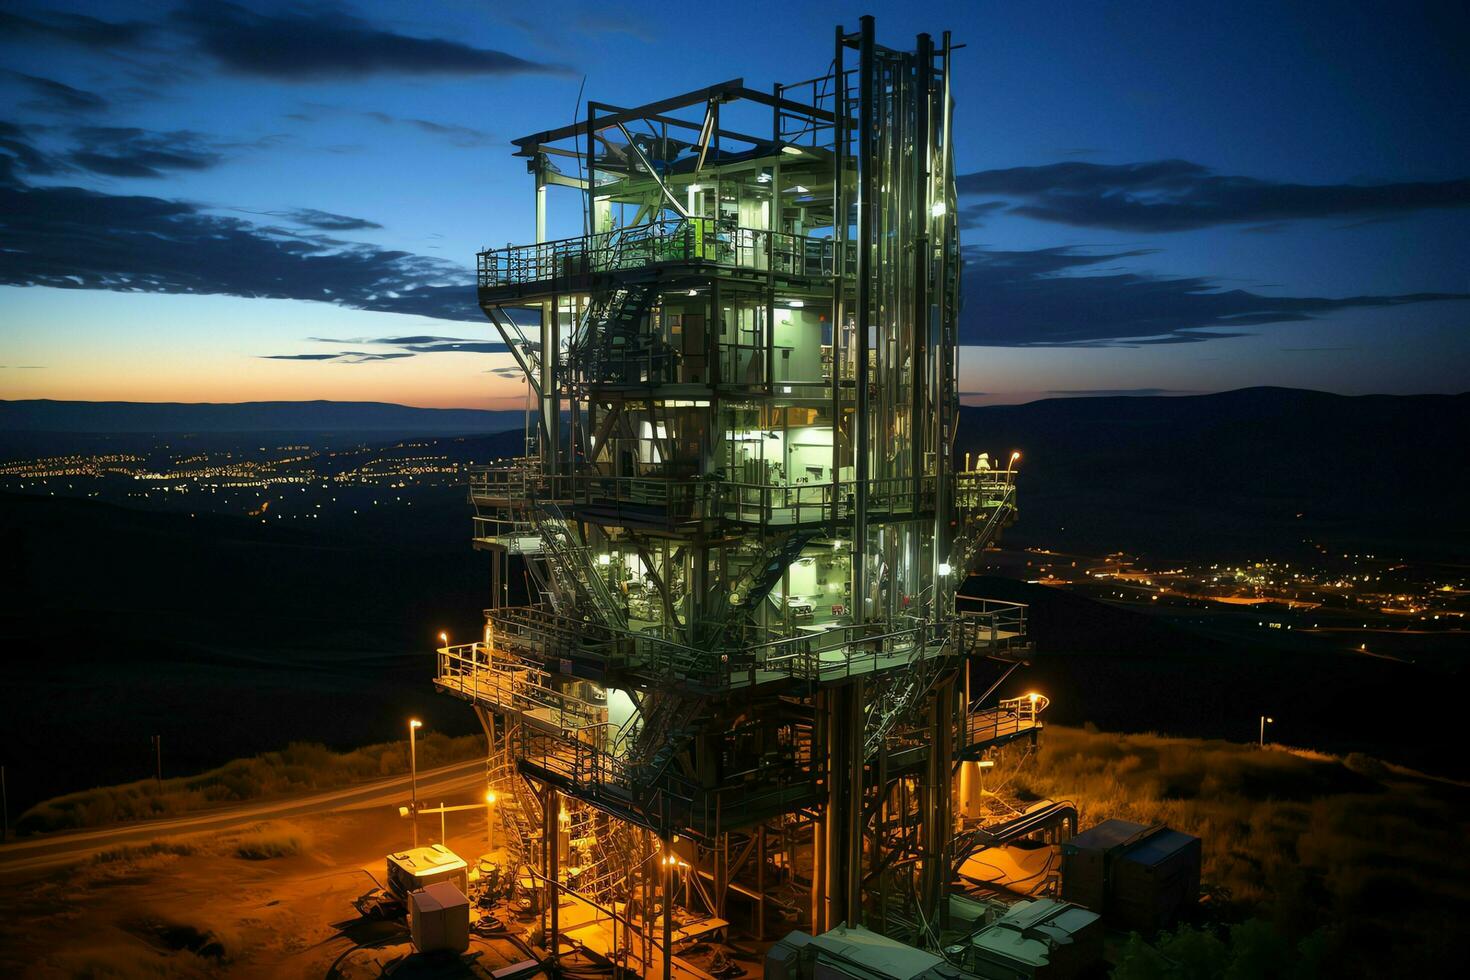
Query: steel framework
436,16,1041,973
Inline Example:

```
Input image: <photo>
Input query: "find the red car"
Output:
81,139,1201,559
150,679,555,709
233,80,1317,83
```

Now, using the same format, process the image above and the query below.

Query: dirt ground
0,794,536,978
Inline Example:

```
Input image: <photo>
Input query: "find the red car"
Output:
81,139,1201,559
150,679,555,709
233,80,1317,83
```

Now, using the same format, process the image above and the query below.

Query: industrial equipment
954,899,1101,980
387,844,470,901
435,14,1039,969
1060,820,1201,933
409,880,472,955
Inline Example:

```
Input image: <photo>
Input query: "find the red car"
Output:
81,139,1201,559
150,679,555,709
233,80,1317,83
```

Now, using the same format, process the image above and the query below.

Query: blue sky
1,0,1466,408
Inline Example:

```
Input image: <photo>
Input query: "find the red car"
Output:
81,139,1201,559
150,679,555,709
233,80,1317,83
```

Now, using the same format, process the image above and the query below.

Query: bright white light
598,553,611,566
938,563,952,576
931,200,948,217
687,289,699,296
781,146,802,156
781,386,793,393
787,299,804,308
688,184,703,193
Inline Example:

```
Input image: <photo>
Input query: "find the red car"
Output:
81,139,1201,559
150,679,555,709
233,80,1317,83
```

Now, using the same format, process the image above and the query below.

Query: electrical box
409,880,470,954
1061,820,1200,933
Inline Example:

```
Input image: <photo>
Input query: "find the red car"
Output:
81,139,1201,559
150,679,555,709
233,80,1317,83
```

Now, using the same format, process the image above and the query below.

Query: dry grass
1004,725,1470,976
18,732,484,834
232,822,311,861
91,841,197,865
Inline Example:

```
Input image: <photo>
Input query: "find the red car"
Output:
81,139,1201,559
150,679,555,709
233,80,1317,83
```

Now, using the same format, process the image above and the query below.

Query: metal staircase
487,727,543,897
528,501,628,629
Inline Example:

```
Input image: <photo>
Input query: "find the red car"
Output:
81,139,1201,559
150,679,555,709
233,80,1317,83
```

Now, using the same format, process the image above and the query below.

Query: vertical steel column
852,14,875,623
830,25,847,541
933,33,955,593
823,680,865,928
912,34,932,542
544,782,560,962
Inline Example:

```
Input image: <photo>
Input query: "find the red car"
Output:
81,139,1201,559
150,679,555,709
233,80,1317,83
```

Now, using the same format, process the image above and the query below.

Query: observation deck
477,217,838,303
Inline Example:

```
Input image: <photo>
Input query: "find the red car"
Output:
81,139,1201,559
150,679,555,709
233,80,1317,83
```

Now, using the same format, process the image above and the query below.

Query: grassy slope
1010,725,1469,976
16,733,485,834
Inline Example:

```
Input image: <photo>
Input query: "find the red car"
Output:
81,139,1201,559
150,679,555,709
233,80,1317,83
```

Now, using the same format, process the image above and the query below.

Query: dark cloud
171,1,568,80
0,120,61,176
3,71,108,113
308,335,480,345
957,159,1470,231
280,208,382,231
960,245,1469,347
0,9,149,50
299,334,508,357
262,351,415,363
0,171,482,323
68,127,222,178
957,200,1006,229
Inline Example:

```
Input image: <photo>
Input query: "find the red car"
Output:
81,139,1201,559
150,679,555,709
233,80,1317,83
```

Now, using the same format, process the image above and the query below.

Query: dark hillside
962,388,1470,560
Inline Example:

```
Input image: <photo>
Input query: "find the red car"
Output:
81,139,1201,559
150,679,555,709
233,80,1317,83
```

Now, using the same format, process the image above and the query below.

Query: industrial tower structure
436,16,1041,970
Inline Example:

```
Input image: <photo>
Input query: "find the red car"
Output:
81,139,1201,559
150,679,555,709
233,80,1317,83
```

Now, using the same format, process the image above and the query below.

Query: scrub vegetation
1007,725,1470,977
232,821,311,861
17,732,484,835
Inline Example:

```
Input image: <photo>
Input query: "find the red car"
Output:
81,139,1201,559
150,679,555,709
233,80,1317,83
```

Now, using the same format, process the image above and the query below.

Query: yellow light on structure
1010,451,1022,463
439,631,448,647
1028,693,1039,703
410,719,422,730
486,790,497,805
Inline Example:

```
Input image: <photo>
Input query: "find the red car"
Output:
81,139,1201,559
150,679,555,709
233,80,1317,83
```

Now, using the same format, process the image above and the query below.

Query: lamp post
1259,715,1273,748
485,789,497,855
409,718,423,847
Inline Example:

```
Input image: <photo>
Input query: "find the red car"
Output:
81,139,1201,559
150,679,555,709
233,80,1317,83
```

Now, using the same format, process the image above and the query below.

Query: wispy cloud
2,71,108,114
958,159,1470,231
67,126,222,178
960,245,1469,347
0,155,481,322
261,351,415,363
0,9,149,50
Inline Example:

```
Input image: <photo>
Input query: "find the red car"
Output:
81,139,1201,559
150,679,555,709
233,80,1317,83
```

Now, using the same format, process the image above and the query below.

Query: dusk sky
2,0,1466,410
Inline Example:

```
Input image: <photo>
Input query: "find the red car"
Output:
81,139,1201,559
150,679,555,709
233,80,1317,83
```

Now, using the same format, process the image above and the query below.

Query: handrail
477,217,836,288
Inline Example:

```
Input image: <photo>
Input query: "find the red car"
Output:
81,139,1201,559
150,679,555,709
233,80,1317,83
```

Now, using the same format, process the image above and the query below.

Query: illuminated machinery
435,16,1039,970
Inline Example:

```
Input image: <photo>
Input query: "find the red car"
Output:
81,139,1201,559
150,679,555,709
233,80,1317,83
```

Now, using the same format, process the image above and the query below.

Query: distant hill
961,387,1470,560
0,399,522,434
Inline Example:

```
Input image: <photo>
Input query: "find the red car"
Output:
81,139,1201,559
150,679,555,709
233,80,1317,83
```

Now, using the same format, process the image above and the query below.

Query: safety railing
435,642,602,732
543,472,943,528
966,690,1049,747
448,594,1026,693
517,720,818,836
956,599,1029,657
467,457,541,502
477,217,836,288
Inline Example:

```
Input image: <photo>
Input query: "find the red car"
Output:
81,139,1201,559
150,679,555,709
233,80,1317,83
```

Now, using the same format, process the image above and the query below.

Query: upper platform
477,217,837,304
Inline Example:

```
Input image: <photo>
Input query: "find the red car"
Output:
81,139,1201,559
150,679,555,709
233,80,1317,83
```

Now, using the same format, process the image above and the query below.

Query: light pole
485,790,497,855
409,718,423,847
1259,715,1273,748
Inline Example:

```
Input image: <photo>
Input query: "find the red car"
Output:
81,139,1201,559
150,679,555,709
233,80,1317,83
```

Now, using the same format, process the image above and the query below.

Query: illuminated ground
0,792,532,978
